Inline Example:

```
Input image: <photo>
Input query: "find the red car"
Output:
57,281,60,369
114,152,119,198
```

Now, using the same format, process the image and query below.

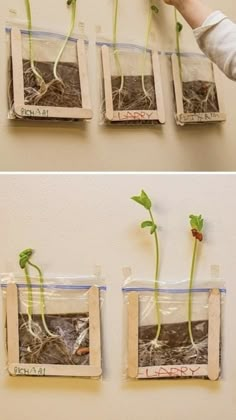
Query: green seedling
131,190,161,344
25,0,47,100
19,248,57,338
141,3,159,105
113,0,124,105
24,0,77,104
188,214,204,348
53,0,77,83
174,7,183,79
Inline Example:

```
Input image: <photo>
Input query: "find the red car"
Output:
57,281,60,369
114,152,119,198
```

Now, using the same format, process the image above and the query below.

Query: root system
111,75,157,111
23,59,82,108
139,320,209,367
182,81,219,114
19,313,89,365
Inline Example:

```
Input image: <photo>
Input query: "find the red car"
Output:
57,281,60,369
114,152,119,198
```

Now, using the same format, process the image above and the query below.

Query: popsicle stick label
178,112,225,123
138,364,208,379
13,365,46,376
117,111,155,121
20,107,49,118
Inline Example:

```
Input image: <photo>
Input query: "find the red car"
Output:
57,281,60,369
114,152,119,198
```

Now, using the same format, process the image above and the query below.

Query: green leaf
140,190,152,210
150,224,157,234
19,248,33,269
189,215,204,232
176,22,183,33
131,190,152,210
151,5,159,14
141,220,153,228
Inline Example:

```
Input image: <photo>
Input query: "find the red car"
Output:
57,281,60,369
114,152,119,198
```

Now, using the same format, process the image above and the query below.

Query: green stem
25,264,33,319
24,264,39,338
28,261,57,337
141,7,153,98
188,238,198,347
53,0,77,81
148,209,161,341
174,7,183,81
113,0,124,94
25,0,45,86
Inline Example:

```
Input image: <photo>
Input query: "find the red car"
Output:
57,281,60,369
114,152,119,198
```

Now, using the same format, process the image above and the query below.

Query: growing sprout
19,248,57,338
131,190,161,344
113,0,124,106
188,214,204,348
24,0,77,104
141,3,159,105
53,0,77,83
25,0,47,99
174,8,183,79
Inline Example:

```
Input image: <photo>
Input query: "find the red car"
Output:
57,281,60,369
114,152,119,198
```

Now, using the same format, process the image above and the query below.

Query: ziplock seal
122,287,226,293
5,26,89,44
1,283,107,291
96,40,206,58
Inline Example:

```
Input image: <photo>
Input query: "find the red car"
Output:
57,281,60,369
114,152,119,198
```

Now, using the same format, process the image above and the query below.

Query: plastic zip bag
171,52,226,125
123,278,225,380
6,26,92,121
1,273,105,378
97,40,165,125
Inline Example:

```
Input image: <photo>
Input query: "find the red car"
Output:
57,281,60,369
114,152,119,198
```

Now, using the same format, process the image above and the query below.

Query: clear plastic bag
97,41,165,125
171,53,226,125
7,26,92,121
1,273,105,378
123,278,225,380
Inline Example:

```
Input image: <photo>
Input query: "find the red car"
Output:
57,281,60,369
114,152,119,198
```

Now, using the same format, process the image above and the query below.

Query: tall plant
53,0,77,83
24,0,77,102
174,7,183,79
131,190,161,343
141,2,159,103
25,0,47,95
19,248,57,338
188,215,204,348
113,0,124,102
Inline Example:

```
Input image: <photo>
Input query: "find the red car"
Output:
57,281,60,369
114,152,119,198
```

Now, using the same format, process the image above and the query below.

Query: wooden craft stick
9,363,102,377
171,54,184,115
208,288,221,381
213,65,226,120
6,284,19,364
11,27,24,106
89,286,101,369
137,364,208,379
77,39,92,111
14,105,92,120
101,45,114,121
127,292,139,379
152,52,165,124
112,110,159,122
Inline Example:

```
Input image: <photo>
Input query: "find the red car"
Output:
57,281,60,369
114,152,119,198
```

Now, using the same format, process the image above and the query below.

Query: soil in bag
182,81,219,114
111,75,157,110
139,320,209,367
19,313,89,365
23,60,82,108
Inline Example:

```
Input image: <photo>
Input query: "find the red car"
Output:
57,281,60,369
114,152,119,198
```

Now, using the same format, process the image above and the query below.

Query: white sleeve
193,11,236,81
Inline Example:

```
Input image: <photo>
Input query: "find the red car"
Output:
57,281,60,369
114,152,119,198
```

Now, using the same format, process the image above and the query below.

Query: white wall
0,0,236,171
0,174,235,420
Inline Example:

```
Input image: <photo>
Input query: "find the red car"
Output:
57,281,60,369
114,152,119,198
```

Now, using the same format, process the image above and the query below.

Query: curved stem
25,0,45,86
148,209,161,341
188,238,198,347
24,264,39,338
141,7,153,98
53,0,77,81
28,261,57,337
174,7,183,81
113,0,124,95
